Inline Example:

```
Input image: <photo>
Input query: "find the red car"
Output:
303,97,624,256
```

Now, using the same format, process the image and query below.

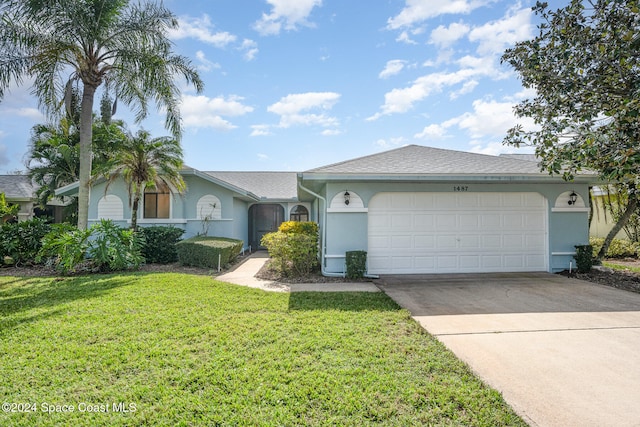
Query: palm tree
0,0,203,229
26,115,127,207
106,129,186,231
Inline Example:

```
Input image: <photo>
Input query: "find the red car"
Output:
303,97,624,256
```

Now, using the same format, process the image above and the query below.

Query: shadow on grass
0,275,137,331
288,291,401,312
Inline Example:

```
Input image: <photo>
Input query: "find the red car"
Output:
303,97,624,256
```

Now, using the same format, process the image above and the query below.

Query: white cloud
0,107,44,121
429,21,470,48
257,153,269,161
449,79,478,99
240,39,259,61
171,15,236,48
195,51,220,72
375,137,407,149
253,0,322,36
321,129,342,136
396,30,418,44
468,6,532,56
368,69,478,120
414,124,449,139
250,124,272,137
379,60,407,79
181,94,253,131
267,92,341,130
0,143,8,167
387,0,491,30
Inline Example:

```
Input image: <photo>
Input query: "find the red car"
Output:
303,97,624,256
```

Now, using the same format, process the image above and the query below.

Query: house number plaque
453,186,469,192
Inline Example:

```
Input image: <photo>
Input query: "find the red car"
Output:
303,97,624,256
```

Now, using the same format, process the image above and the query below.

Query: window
289,205,309,222
144,185,170,218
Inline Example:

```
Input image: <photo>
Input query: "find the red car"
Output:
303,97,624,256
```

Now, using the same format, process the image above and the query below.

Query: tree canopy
502,0,640,258
105,129,186,231
0,0,203,229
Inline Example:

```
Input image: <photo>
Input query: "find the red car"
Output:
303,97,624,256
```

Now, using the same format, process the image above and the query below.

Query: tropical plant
0,192,19,223
0,0,203,230
502,0,640,260
105,129,186,231
26,116,128,223
39,220,143,274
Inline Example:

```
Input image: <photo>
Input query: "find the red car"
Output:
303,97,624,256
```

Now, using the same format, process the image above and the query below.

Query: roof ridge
305,144,416,172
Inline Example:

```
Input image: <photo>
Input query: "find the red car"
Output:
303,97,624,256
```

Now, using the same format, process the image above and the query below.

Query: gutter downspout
297,179,345,278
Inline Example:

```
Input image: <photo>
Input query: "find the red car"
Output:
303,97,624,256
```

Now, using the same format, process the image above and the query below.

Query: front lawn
0,273,525,426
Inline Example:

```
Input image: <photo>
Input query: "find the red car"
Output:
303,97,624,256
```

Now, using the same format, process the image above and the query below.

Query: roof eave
299,172,601,184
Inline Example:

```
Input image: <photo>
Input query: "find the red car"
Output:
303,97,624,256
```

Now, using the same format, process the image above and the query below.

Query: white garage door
368,192,547,274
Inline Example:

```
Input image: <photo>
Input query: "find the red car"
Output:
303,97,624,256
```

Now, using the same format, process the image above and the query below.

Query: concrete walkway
377,273,640,427
216,252,380,293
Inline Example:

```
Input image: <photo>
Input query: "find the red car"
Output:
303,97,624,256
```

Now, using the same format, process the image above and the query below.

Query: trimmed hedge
261,221,319,277
137,226,185,264
346,250,367,279
176,236,243,269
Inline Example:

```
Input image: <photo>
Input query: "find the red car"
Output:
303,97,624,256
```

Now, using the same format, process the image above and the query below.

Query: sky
0,0,552,174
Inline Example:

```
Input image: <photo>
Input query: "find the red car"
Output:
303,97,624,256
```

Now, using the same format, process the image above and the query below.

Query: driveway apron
376,272,640,427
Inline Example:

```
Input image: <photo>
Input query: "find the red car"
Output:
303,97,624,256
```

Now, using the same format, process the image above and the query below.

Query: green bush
346,250,367,279
40,224,92,274
89,220,144,272
589,237,639,258
176,236,243,269
39,220,143,274
574,244,593,273
261,232,318,277
138,226,185,264
278,221,319,236
0,217,51,266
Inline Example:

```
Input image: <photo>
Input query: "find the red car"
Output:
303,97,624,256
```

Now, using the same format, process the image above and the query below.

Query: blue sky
0,0,547,174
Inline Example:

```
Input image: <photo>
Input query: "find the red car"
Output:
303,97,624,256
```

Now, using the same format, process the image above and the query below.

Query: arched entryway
249,204,284,249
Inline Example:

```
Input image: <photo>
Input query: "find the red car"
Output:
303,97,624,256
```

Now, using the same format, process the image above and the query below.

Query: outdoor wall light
568,191,578,205
344,190,350,206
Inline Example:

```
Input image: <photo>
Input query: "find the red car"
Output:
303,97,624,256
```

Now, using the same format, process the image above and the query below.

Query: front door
249,204,284,249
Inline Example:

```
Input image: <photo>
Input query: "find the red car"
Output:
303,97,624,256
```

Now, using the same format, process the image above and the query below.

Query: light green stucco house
57,145,597,275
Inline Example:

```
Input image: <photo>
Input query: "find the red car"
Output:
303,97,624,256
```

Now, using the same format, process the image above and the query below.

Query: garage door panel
368,192,547,274
391,235,412,248
414,235,435,249
459,214,480,229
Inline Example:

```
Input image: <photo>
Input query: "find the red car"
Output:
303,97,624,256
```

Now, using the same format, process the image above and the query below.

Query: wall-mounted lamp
344,190,350,206
568,191,578,205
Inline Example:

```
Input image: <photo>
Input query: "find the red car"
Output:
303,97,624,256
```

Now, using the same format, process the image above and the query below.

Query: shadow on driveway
375,272,640,427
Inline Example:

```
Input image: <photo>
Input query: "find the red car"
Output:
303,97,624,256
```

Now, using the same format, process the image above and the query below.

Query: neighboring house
0,175,71,223
56,145,598,274
0,175,37,222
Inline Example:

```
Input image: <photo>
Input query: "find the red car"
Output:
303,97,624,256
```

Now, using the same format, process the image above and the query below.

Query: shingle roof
203,171,298,200
306,145,546,175
0,175,37,200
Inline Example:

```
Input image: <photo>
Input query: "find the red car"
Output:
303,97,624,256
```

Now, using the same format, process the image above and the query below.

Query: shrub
278,221,319,236
40,224,92,274
346,250,367,279
589,237,639,258
39,220,143,274
0,217,51,266
89,220,144,272
176,236,243,269
261,232,318,277
574,245,593,273
138,226,185,264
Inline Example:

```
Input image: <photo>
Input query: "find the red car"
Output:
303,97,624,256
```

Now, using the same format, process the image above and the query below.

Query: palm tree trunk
597,191,639,260
131,194,140,231
77,83,97,230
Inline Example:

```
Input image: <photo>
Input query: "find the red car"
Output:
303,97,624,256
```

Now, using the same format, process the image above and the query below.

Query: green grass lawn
0,273,526,426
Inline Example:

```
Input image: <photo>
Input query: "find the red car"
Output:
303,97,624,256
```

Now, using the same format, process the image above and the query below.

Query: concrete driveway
376,272,640,427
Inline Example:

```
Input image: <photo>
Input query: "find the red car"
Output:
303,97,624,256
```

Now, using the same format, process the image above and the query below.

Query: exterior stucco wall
316,180,590,274
87,176,251,245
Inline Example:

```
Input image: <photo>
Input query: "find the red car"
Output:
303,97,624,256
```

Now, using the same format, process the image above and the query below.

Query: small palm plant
106,130,186,231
